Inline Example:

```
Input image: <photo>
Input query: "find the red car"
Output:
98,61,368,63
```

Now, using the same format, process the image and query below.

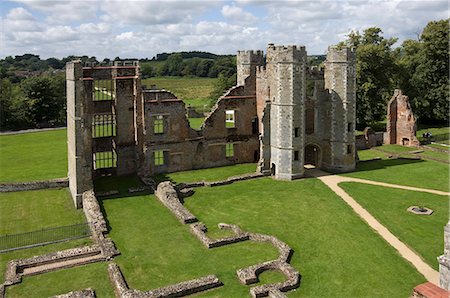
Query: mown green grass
183,178,425,297
6,261,113,297
0,129,67,182
3,175,428,296
0,188,86,234
340,182,448,270
417,125,449,143
100,194,280,297
344,153,449,192
155,163,257,184
357,148,388,161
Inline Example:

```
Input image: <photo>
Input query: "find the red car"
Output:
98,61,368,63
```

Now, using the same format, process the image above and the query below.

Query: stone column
66,60,93,208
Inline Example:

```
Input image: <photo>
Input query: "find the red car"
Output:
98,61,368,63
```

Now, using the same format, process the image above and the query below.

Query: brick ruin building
66,44,356,208
385,89,420,147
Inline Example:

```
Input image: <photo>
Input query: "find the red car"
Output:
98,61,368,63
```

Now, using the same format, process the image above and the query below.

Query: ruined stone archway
304,144,321,168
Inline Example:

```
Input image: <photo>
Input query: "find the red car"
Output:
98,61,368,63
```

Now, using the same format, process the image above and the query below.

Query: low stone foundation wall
1,189,119,297
155,182,197,224
108,262,223,298
177,172,264,190
0,178,68,192
51,288,95,298
83,190,108,235
154,179,300,297
190,223,250,248
4,245,104,285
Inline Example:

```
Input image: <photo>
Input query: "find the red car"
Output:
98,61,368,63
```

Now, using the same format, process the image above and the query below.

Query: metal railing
0,223,91,253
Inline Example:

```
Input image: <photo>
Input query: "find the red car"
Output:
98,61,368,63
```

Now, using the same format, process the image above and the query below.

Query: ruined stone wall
236,50,264,89
385,89,420,147
267,45,307,180
323,46,356,173
140,88,259,176
66,61,93,208
66,63,140,207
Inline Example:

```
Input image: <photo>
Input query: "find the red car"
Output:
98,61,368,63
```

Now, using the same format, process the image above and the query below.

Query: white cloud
221,4,257,25
12,0,99,23
2,0,448,58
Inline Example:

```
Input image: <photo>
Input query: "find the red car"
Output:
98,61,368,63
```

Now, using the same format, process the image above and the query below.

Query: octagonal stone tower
323,46,357,173
267,45,307,180
237,50,265,90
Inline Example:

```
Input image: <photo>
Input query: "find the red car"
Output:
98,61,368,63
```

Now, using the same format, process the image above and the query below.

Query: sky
0,0,448,59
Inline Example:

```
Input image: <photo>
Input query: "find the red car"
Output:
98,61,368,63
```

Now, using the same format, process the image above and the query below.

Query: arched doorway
304,144,321,168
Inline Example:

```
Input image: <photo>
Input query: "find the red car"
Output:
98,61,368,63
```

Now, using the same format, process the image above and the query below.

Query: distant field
142,76,217,110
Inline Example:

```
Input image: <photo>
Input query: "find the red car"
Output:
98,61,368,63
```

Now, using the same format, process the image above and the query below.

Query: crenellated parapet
237,50,265,87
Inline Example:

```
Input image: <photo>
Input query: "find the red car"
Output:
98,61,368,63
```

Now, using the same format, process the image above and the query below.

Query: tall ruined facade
67,61,141,207
67,44,356,207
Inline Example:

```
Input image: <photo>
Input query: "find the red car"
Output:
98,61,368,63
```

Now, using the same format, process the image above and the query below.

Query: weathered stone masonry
67,44,357,208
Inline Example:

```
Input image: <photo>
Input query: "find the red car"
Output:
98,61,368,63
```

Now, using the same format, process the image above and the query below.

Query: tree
398,19,449,122
342,28,398,127
20,75,65,125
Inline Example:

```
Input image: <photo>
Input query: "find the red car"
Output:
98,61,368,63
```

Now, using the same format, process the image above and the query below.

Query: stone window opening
93,80,114,101
347,122,353,132
294,151,299,161
154,150,165,166
226,110,236,128
305,108,314,135
294,127,299,137
92,114,116,138
226,143,234,157
347,145,352,155
93,151,117,169
153,115,164,134
252,118,259,134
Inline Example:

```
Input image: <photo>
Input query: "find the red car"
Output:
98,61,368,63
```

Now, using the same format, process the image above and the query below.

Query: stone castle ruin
385,89,420,147
67,44,356,208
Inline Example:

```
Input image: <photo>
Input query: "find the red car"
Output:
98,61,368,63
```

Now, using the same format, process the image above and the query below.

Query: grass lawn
0,188,86,234
155,163,257,184
357,148,388,161
340,182,448,270
344,155,449,192
3,177,427,297
183,178,425,297
0,129,67,182
416,125,449,143
6,261,113,297
101,194,280,297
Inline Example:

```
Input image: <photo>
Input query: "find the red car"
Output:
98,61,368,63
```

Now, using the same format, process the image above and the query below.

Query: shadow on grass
355,157,424,173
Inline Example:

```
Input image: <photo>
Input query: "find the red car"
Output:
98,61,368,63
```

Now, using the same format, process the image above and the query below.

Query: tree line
0,19,447,131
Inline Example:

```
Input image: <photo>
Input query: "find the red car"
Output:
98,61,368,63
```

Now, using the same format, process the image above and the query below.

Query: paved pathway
306,168,449,285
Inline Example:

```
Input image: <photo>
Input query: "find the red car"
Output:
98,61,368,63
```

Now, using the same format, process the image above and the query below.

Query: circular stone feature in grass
407,206,433,215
